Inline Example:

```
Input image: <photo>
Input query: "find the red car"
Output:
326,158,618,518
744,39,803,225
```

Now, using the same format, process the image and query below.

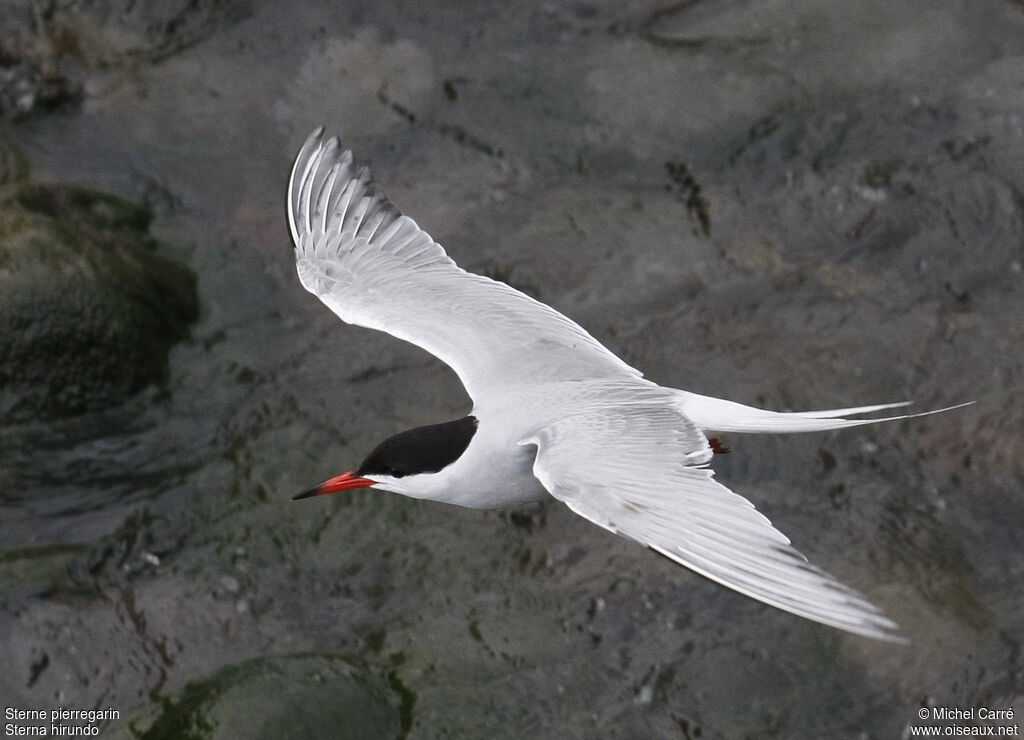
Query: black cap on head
357,415,478,478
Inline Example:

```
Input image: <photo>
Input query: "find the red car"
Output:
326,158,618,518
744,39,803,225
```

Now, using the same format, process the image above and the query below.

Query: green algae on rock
0,182,198,422
106,654,402,740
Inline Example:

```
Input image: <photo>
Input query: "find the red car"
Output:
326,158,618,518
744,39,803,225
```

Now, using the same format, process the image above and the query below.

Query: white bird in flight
287,128,968,642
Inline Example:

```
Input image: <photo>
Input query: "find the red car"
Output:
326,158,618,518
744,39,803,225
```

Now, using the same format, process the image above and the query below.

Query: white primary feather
288,128,641,401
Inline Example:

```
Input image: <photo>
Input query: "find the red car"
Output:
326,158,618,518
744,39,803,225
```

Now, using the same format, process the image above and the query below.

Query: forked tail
673,391,973,434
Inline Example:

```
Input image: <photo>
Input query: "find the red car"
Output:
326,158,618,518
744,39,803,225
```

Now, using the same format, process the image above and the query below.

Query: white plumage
288,128,969,642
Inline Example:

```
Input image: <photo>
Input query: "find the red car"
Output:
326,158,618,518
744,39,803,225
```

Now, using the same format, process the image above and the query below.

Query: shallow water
2,1,1023,737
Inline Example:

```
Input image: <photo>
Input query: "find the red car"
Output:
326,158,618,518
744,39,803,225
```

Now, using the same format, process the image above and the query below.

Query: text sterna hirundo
287,128,970,641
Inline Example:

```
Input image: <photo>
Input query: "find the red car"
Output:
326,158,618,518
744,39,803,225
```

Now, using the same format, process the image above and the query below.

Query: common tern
287,128,968,641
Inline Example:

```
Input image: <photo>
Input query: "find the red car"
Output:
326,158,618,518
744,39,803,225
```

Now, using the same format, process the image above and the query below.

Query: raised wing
521,403,904,641
288,129,641,401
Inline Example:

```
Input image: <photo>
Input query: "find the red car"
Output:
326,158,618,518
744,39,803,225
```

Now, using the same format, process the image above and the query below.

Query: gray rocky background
1,0,1022,737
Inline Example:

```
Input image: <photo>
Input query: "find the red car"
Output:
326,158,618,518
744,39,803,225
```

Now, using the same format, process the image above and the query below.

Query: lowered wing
521,402,904,641
288,129,641,401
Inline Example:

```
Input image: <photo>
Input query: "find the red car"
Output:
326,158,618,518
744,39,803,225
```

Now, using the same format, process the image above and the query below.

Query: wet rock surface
1,1,1022,738
0,181,198,421
0,134,29,184
0,0,250,118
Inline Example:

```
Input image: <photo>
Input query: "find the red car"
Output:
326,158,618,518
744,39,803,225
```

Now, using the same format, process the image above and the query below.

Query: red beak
292,470,376,500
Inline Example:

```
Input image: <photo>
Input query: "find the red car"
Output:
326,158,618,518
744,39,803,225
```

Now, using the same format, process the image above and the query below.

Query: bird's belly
425,435,548,509
463,470,549,508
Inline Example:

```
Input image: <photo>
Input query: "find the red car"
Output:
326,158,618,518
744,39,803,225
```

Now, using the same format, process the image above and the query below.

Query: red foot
709,437,730,454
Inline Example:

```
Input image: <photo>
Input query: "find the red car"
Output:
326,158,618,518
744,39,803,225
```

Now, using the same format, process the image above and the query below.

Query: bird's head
291,416,478,501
